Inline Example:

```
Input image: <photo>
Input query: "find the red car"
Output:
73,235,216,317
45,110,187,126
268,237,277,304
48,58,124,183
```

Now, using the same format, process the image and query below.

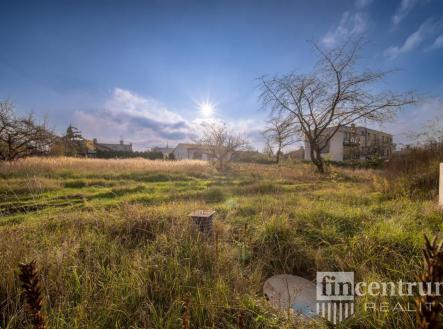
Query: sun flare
198,100,215,117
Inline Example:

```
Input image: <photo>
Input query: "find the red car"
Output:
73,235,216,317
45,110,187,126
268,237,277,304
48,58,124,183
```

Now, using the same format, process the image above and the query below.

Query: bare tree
0,101,55,161
262,137,274,160
260,39,415,173
199,122,248,171
412,117,443,145
263,115,297,164
0,101,13,140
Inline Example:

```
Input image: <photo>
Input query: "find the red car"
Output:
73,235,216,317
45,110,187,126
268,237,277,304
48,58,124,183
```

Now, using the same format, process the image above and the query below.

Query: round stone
263,274,316,317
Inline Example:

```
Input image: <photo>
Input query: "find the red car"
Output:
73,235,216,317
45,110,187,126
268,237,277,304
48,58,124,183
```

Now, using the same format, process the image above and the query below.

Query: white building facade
304,126,393,162
173,143,213,160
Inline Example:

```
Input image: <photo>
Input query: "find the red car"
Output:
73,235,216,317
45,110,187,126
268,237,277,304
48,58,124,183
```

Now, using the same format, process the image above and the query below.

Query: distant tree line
0,100,166,161
95,150,164,159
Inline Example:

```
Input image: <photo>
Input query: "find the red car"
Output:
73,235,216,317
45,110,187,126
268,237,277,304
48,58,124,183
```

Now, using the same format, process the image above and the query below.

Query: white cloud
107,88,185,125
392,0,421,25
384,19,441,59
381,97,443,145
430,34,443,49
355,0,373,9
73,88,197,150
193,116,266,148
322,12,368,47
72,88,264,150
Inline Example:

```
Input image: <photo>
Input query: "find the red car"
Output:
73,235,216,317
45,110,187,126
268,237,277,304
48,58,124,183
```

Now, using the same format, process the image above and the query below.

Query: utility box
188,210,215,234
440,163,443,209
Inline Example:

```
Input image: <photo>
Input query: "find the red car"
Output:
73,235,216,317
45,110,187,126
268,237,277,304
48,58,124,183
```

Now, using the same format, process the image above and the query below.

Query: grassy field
0,157,442,328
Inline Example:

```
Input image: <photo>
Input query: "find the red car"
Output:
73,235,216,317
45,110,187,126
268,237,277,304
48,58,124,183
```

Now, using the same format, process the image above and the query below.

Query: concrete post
440,163,443,209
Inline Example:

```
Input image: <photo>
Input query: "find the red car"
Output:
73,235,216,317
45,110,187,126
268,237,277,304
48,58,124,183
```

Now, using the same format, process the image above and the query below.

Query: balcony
343,138,360,147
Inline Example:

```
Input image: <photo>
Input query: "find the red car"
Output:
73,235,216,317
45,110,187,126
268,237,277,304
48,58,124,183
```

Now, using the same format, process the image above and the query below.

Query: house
93,139,133,152
304,126,393,162
151,146,175,159
173,143,213,160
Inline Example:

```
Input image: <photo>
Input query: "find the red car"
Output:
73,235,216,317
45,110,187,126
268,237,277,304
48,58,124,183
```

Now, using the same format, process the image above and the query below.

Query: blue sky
1,0,443,150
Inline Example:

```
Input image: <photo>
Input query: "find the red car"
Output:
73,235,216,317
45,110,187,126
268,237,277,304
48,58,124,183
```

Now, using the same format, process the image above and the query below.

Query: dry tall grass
0,157,214,177
231,162,378,184
415,235,443,329
232,162,318,181
382,142,443,199
0,157,440,328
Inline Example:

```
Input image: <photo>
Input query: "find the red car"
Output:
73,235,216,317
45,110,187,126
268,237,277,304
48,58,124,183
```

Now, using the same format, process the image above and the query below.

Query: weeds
0,157,214,178
416,235,443,329
18,261,46,329
0,158,441,328
383,141,443,199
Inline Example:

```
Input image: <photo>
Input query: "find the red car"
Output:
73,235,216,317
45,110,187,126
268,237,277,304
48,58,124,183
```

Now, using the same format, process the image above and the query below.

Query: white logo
316,272,355,324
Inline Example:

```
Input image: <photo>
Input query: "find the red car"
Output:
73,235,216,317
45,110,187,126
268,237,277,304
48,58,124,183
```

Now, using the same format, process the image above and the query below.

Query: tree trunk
219,158,224,171
313,157,325,173
309,141,325,174
313,147,325,173
7,136,13,161
276,146,281,164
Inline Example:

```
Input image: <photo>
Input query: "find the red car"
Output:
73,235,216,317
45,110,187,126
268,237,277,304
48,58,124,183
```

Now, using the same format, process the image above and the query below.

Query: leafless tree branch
199,122,248,171
260,39,415,173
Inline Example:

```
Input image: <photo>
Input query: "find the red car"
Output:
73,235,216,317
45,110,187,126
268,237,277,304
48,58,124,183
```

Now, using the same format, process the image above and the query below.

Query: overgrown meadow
1,157,442,328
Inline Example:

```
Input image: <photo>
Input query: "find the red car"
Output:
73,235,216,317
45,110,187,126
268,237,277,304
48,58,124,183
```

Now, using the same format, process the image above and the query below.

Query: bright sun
198,101,215,117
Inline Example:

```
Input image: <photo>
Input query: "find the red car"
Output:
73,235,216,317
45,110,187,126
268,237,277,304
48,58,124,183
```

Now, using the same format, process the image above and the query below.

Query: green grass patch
0,160,439,328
